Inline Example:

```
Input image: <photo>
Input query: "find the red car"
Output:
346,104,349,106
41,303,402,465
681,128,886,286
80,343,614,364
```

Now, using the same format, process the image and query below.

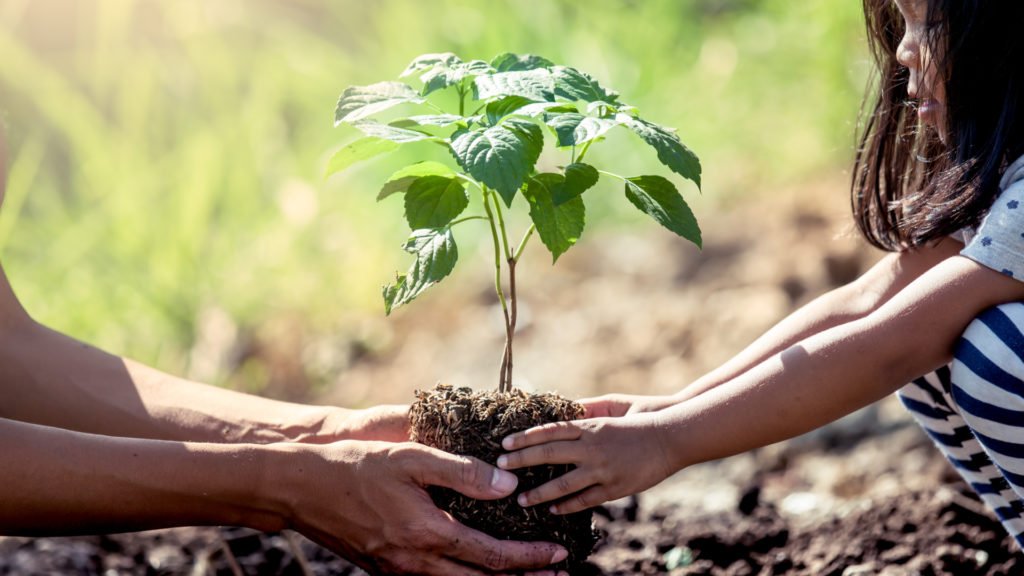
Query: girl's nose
895,26,922,69
896,40,917,70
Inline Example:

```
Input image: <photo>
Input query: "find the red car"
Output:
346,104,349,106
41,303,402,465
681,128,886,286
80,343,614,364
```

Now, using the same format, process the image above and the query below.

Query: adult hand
578,393,678,418
277,440,568,575
497,413,676,515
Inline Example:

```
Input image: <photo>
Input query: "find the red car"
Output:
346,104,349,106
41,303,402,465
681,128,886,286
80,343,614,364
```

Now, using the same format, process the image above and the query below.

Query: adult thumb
406,445,519,500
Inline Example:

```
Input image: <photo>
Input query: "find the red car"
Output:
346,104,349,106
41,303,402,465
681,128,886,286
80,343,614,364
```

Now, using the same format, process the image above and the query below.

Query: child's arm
581,238,963,417
500,254,1024,514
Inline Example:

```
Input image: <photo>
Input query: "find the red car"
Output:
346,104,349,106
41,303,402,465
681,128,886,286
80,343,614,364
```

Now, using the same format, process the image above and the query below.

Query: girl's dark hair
853,0,1024,251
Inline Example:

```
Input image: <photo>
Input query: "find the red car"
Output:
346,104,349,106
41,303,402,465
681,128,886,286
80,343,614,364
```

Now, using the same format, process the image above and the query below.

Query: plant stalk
482,187,513,392
506,252,518,393
491,194,520,392
576,140,595,163
513,224,536,263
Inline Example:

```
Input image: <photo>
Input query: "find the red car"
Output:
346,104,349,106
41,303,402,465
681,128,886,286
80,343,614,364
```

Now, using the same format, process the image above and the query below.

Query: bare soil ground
3,179,1020,574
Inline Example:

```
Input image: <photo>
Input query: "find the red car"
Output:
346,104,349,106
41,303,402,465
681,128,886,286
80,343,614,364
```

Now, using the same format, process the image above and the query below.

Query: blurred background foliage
0,0,867,397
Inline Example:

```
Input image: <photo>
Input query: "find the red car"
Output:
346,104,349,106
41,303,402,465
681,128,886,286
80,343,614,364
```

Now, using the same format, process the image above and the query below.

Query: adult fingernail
496,455,509,468
550,548,568,564
491,469,517,492
517,493,529,507
502,436,515,450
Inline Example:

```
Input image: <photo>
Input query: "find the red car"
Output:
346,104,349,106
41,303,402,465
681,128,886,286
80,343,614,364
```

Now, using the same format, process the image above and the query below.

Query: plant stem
450,215,487,226
513,224,536,263
491,192,513,261
506,252,518,393
489,192,522,391
482,187,513,392
576,140,595,163
458,85,465,117
424,101,448,115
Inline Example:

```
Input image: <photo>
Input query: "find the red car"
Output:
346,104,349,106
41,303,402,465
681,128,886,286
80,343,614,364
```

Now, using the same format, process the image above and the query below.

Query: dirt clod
409,383,599,569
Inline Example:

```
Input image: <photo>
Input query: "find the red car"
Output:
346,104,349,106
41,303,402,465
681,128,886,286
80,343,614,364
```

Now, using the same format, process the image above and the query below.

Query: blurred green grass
0,0,867,391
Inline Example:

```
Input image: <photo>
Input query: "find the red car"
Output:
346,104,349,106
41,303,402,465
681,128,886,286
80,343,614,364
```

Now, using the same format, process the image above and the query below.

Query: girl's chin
918,106,948,142
918,102,939,119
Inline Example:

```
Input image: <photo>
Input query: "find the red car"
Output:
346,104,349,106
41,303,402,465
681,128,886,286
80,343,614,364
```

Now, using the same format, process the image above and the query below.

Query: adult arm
584,238,963,417
0,417,567,575
0,268,405,444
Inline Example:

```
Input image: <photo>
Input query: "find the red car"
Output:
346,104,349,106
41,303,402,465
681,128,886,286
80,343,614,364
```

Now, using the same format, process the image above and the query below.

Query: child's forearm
0,319,340,444
658,255,1024,470
672,283,877,403
670,243,962,406
657,316,922,469
0,416,288,535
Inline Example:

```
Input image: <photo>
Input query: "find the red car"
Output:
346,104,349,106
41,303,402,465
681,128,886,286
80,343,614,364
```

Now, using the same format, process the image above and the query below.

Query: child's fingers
515,469,594,507
497,440,583,470
550,486,611,515
578,395,626,418
502,421,583,450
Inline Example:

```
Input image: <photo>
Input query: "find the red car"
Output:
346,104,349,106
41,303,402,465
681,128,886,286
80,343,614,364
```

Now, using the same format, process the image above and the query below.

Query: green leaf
624,176,701,247
485,95,534,124
415,58,494,96
518,102,579,117
458,60,494,77
406,114,465,127
544,113,619,147
524,165,598,207
523,174,586,262
555,163,600,205
623,117,701,188
383,227,458,315
552,66,620,103
404,176,469,229
490,53,555,72
352,121,434,143
325,137,399,177
586,100,619,117
474,69,555,102
378,161,455,201
449,118,543,206
401,53,462,78
335,82,424,124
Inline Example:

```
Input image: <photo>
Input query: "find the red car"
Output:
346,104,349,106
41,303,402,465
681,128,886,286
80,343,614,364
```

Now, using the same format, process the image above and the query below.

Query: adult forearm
0,417,288,535
0,320,338,443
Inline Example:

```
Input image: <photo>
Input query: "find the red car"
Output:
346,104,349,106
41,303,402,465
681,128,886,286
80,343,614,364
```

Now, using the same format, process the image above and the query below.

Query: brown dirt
409,383,597,569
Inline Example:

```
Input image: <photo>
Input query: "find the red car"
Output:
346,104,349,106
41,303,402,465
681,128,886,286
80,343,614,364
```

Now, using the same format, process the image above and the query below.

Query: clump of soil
409,383,599,569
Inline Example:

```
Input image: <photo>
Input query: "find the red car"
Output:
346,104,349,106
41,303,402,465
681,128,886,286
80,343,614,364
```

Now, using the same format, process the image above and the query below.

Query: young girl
498,0,1024,547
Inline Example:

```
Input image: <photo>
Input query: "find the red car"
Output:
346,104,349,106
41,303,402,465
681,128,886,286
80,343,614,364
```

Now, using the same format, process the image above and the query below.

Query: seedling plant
329,52,702,393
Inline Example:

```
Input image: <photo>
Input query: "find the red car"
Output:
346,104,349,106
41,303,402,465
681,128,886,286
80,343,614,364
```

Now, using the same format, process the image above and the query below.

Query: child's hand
498,413,676,514
579,393,679,418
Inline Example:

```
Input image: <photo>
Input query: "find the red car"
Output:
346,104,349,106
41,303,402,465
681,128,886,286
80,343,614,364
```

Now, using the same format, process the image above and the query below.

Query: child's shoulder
960,154,1024,279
